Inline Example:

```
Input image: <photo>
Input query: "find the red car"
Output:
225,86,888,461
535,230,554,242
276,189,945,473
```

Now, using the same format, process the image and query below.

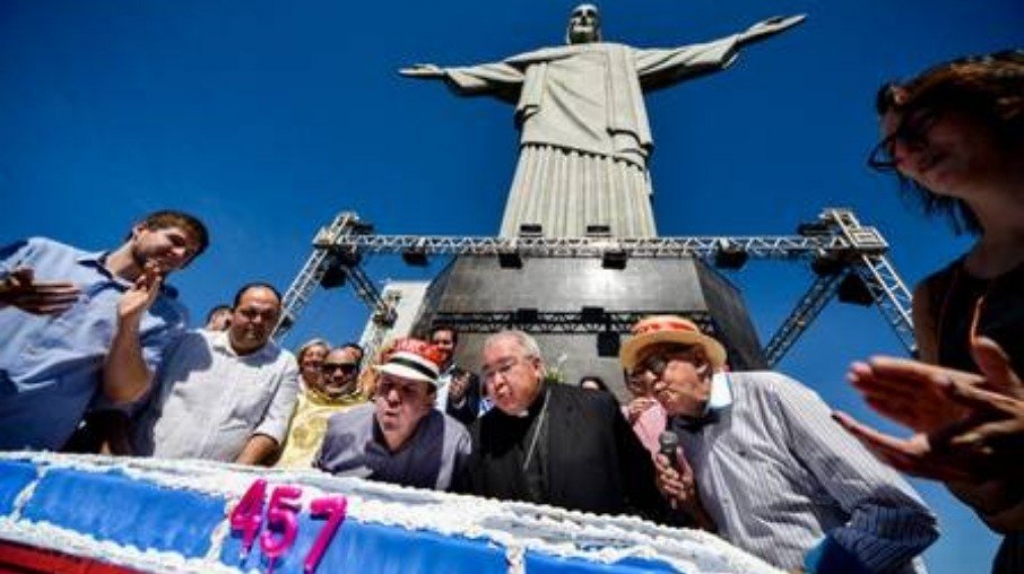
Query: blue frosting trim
222,513,507,573
804,535,870,574
19,468,226,559
0,460,38,514
220,506,682,574
2,461,690,573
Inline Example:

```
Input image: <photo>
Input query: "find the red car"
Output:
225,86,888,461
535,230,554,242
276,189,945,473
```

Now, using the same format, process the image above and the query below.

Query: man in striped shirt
623,315,938,573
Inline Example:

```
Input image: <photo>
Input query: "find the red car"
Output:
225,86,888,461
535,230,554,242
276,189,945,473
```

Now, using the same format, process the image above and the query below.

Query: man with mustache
0,210,208,451
130,283,299,464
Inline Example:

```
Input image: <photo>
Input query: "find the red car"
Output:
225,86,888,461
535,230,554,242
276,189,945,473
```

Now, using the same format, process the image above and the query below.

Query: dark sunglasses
867,107,942,171
322,362,359,374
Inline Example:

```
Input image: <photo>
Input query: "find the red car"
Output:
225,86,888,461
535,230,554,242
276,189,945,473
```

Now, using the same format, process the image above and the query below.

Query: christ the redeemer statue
402,5,803,238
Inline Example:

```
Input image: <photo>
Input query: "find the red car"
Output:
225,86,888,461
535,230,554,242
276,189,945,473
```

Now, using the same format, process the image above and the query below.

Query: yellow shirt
275,388,366,469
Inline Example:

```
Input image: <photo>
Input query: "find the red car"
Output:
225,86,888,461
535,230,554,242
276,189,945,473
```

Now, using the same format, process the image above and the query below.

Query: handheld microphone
658,430,680,465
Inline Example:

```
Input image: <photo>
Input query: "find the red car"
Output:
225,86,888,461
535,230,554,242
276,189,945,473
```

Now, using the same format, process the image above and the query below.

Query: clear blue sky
2,1,1020,571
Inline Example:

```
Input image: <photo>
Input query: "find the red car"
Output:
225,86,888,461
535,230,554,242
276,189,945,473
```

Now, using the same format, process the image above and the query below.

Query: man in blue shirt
0,210,209,451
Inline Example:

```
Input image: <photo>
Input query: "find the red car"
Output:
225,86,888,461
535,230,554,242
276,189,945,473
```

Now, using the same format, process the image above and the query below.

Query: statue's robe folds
439,37,742,238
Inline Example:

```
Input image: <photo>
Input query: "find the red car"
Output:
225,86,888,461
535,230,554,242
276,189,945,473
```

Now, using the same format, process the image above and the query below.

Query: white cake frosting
0,451,784,574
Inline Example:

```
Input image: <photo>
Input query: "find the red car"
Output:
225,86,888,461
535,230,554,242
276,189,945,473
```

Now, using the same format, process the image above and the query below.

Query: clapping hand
835,337,1024,484
0,267,80,315
846,355,984,435
944,339,1024,476
832,412,984,483
118,261,163,324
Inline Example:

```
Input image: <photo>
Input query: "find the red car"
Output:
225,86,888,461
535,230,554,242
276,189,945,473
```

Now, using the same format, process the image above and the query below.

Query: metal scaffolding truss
852,254,916,351
276,242,335,337
828,209,916,352
754,209,916,365
274,208,916,366
432,310,715,335
275,212,391,340
762,271,848,366
314,231,858,260
358,288,404,362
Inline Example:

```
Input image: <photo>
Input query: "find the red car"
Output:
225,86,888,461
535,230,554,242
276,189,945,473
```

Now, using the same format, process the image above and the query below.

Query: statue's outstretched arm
635,14,804,92
399,60,525,103
736,14,805,48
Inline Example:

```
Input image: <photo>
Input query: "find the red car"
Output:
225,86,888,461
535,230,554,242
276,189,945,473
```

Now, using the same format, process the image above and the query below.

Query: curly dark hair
875,49,1024,235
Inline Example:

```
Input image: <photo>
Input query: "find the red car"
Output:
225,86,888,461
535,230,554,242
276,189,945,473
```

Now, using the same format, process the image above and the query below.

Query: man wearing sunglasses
276,345,366,469
624,315,938,574
316,338,471,491
318,347,363,399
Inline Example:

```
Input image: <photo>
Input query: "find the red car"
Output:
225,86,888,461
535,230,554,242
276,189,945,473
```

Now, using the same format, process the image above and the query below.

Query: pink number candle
260,485,303,573
229,479,267,559
304,495,348,574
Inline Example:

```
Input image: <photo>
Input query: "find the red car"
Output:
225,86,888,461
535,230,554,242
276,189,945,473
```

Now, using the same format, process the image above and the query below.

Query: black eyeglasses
867,108,942,171
322,363,358,375
628,348,696,381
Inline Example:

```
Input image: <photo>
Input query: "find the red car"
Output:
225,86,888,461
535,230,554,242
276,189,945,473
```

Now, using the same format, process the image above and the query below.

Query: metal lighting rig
274,208,915,367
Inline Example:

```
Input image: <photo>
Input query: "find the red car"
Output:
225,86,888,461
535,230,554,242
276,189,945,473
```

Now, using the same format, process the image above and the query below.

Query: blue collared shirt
0,237,189,451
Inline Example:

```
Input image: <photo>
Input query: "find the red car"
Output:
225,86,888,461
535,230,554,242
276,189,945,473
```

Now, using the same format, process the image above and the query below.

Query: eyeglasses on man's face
628,348,698,381
321,362,358,375
235,306,280,324
867,107,943,171
481,355,530,383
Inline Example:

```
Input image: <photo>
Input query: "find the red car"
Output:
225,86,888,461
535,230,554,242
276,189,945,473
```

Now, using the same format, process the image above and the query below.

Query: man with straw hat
316,338,471,491
622,315,938,574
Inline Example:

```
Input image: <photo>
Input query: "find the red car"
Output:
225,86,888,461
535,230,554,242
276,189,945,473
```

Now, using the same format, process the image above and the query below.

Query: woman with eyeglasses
866,50,1024,372
837,50,1024,573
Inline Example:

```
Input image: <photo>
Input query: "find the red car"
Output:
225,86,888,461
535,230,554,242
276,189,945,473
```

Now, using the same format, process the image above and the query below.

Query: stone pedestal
411,255,765,401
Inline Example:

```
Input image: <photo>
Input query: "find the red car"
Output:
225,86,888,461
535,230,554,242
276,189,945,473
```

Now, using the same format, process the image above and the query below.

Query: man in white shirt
132,282,299,464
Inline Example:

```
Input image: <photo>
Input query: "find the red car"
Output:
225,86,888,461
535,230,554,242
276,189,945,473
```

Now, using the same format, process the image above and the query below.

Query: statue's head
566,4,601,44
